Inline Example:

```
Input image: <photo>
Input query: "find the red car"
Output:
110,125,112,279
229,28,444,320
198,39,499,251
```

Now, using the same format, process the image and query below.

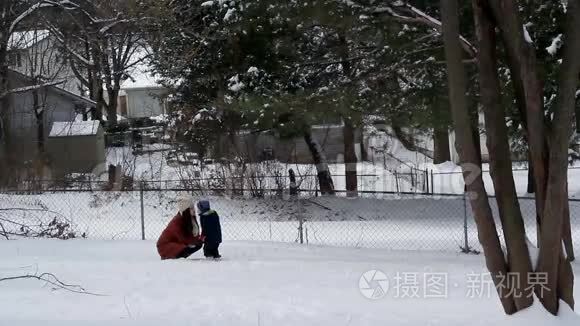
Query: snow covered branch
42,23,93,67
366,1,477,57
0,207,79,240
8,0,80,35
0,221,8,240
0,80,66,99
298,49,380,67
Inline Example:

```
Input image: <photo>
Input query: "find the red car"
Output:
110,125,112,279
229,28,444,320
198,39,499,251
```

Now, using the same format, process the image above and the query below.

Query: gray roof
49,120,101,137
8,69,95,107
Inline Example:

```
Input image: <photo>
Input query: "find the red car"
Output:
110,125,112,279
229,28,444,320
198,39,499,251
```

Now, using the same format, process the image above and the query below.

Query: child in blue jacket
197,200,222,259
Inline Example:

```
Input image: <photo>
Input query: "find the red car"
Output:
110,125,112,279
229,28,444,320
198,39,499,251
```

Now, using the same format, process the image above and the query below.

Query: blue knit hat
197,200,210,213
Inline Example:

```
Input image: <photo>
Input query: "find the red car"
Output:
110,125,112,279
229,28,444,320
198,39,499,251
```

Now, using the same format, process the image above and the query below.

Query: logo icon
359,270,389,300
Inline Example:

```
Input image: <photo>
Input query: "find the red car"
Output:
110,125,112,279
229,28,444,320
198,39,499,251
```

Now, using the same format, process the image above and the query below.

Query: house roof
8,69,95,107
50,84,97,107
8,30,50,50
49,120,101,137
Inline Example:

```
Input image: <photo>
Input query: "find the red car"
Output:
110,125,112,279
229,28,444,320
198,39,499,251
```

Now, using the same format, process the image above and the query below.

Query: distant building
47,120,105,177
218,120,363,164
116,52,169,119
1,69,95,163
7,30,82,95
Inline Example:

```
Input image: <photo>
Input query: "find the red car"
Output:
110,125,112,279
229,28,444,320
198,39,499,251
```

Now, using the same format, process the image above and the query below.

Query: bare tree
0,0,80,185
45,0,152,126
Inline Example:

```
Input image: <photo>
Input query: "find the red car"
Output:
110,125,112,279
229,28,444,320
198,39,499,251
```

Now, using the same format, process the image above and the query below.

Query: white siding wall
449,130,489,163
10,38,81,96
125,88,167,118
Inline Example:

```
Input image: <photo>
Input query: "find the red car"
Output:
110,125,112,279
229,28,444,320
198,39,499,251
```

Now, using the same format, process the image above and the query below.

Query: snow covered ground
426,161,580,198
1,240,578,325
105,138,427,193
104,142,580,198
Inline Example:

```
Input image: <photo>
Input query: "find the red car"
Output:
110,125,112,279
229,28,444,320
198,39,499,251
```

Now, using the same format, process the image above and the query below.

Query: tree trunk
393,124,416,150
535,0,580,313
304,131,335,195
343,120,358,197
442,0,516,314
563,186,575,262
32,89,45,155
473,0,534,309
93,81,104,121
106,87,119,127
527,153,535,194
433,125,451,164
488,0,549,234
91,46,104,122
360,128,368,162
338,31,358,197
0,39,13,174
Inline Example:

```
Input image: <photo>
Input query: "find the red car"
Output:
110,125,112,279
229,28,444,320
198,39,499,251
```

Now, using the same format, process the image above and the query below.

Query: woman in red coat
156,196,204,259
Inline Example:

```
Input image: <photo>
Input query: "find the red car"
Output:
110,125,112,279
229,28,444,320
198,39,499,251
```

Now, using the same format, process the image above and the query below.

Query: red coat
156,213,201,260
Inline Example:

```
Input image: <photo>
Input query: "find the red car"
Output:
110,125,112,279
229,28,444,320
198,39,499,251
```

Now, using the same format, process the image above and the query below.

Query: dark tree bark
392,124,416,150
338,32,358,197
527,153,535,194
288,168,298,196
93,84,104,121
32,89,45,155
563,185,575,262
433,125,451,164
105,87,119,127
488,0,549,233
343,121,358,197
441,0,516,314
0,50,9,140
487,0,579,314
360,128,368,162
304,131,335,195
0,35,14,178
472,0,533,309
535,0,580,312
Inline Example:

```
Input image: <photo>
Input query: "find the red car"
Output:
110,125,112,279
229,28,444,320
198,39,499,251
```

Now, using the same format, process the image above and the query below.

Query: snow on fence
0,189,579,253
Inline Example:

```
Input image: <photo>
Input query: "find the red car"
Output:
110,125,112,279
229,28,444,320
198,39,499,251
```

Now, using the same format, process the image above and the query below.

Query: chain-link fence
1,188,579,253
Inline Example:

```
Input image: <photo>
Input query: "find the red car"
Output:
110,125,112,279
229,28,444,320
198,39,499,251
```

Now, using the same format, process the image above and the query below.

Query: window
8,52,16,66
8,51,22,67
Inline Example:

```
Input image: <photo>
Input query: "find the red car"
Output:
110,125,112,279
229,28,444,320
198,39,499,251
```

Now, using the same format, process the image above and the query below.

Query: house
218,121,363,164
116,53,169,119
1,69,95,163
8,30,82,96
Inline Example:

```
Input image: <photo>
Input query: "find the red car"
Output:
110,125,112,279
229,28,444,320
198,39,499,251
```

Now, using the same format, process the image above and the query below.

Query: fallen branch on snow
0,272,105,296
0,208,81,240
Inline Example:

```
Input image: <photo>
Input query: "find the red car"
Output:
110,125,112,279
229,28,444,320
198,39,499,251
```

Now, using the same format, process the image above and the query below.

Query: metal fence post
463,192,469,252
298,217,304,244
430,169,434,194
140,182,145,240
